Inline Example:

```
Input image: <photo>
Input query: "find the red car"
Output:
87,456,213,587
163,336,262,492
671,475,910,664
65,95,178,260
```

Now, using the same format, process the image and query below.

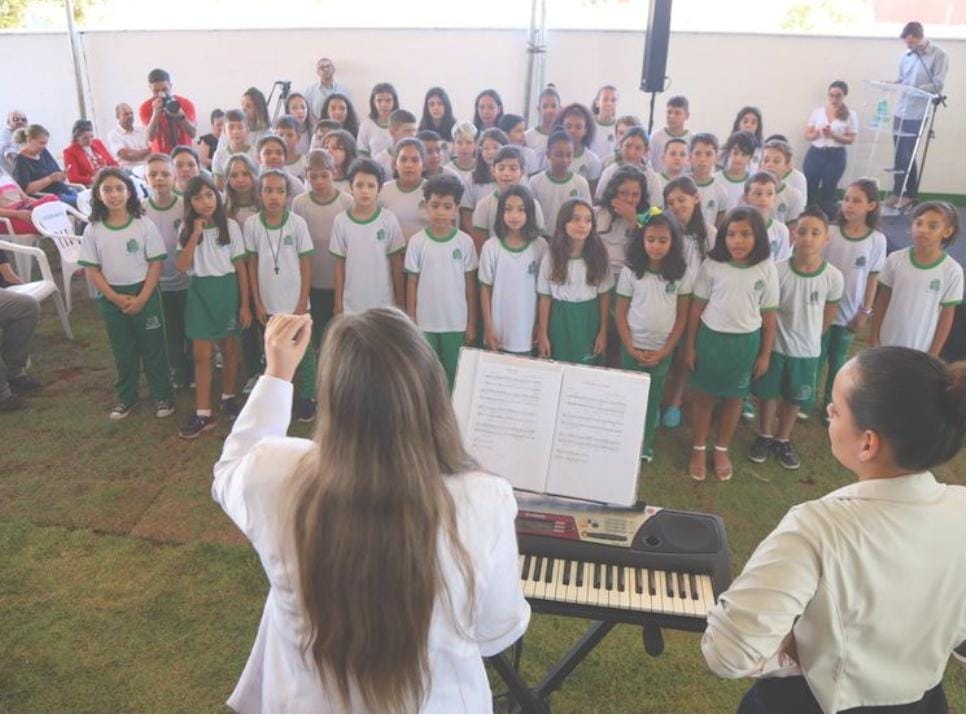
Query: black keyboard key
690,575,700,600
666,572,675,598
604,563,612,591
678,573,687,599
521,555,532,580
575,561,584,588
561,560,571,586
648,569,657,595
617,565,625,592
533,556,544,581
593,563,601,589
635,568,643,594
544,557,554,583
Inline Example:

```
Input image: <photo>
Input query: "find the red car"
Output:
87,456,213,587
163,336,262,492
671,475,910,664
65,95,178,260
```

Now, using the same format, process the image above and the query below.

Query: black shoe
221,395,241,419
295,397,316,423
774,440,801,470
748,436,774,464
0,393,28,412
9,375,42,394
179,413,217,440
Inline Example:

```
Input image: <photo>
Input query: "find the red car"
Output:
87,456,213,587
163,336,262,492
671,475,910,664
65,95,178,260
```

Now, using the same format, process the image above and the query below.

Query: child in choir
537,200,614,364
472,146,545,253
143,153,192,388
312,119,338,149
729,105,764,171
172,145,202,195
245,170,317,421
660,137,689,183
743,171,791,262
554,103,602,189
174,175,251,438
616,209,692,462
461,128,508,232
529,129,591,238
405,174,478,387
812,179,886,420
379,137,428,241
419,87,456,146
357,82,399,157
689,133,727,228
498,113,539,175
473,89,504,131
285,93,314,154
79,168,174,420
871,201,964,354
223,154,260,228
604,115,641,168
322,92,359,137
765,133,808,198
595,126,664,208
596,165,647,281
241,87,271,142
417,130,461,181
212,109,255,190
590,85,619,161
374,109,417,180
686,206,778,481
749,208,843,469
525,86,562,159
323,129,357,193
274,116,307,182
716,130,756,209
660,176,717,428
447,121,477,189
292,149,354,347
649,96,692,172
760,139,804,228
479,185,548,354
256,135,304,200
330,158,406,314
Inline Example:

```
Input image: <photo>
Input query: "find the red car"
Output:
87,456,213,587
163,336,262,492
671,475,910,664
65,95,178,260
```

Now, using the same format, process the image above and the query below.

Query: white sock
196,409,212,417
221,393,235,400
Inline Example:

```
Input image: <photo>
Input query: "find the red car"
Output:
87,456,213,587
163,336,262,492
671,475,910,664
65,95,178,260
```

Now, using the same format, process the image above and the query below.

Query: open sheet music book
452,349,650,507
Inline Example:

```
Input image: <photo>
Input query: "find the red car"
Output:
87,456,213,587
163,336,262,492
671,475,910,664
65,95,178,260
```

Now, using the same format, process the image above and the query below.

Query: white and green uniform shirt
682,224,718,282
329,207,406,314
694,177,728,228
356,117,391,157
594,207,631,278
79,216,168,286
291,189,354,290
529,171,591,238
244,211,315,314
478,236,547,353
594,162,664,209
693,258,780,334
520,145,541,176
715,170,748,211
374,148,395,183
524,126,551,156
782,168,807,202
773,258,844,358
283,154,307,182
878,248,964,351
212,143,256,180
551,147,601,182
379,179,428,241
143,195,188,292
176,221,247,278
775,183,804,224
404,228,478,332
824,225,887,326
616,265,693,351
473,189,545,238
648,128,691,173
537,252,614,302
229,204,259,230
591,118,618,162
446,159,475,195
767,218,792,262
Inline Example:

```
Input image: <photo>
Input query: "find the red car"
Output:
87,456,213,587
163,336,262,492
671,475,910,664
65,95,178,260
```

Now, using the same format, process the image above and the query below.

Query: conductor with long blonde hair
213,310,530,713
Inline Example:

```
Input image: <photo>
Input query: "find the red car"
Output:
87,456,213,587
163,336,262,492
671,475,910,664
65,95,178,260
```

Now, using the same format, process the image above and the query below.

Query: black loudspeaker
640,0,673,93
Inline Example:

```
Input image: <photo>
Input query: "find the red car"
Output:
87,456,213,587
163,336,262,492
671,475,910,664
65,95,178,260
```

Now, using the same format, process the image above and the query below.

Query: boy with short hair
716,130,755,210
274,115,307,182
417,129,461,181
660,137,689,183
212,109,255,189
529,129,591,238
472,146,545,251
761,139,805,229
405,174,478,387
743,171,792,262
689,132,728,228
649,95,692,172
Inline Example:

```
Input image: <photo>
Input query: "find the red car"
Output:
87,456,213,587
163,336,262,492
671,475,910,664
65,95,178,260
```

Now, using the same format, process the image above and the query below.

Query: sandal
689,445,707,482
714,445,733,482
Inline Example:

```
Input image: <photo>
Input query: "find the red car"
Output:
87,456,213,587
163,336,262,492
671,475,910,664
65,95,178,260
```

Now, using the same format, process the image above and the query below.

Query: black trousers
737,676,947,714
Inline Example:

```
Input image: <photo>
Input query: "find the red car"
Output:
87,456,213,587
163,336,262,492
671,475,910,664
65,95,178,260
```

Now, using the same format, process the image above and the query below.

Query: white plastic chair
0,239,73,339
30,201,91,313
75,188,93,218
0,216,41,283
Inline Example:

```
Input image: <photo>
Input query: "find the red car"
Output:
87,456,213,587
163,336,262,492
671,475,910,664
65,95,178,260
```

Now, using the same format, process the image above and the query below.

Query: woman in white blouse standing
213,310,530,713
801,81,859,219
702,346,964,713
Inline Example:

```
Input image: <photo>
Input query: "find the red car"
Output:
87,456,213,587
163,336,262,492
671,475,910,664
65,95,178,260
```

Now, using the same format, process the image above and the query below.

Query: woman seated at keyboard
213,310,530,713
702,346,964,713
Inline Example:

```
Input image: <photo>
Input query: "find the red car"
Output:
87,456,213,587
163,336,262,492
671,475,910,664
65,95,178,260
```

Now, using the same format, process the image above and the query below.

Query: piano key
700,575,716,610
533,555,544,582
544,558,555,584
676,574,694,616
561,560,572,586
555,560,568,603
638,568,653,612
544,561,559,600
521,554,531,581
634,566,643,595
654,570,669,614
690,575,707,617
574,560,585,588
621,566,633,610
608,565,620,609
677,573,687,600
617,566,626,593
666,571,676,598
648,568,657,596
593,562,601,590
584,563,600,606
690,573,700,601
598,565,611,608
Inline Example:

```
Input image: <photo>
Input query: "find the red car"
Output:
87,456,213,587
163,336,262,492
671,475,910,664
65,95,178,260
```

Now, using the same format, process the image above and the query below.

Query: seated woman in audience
213,309,530,713
702,346,964,713
12,124,78,207
63,119,118,187
0,168,58,235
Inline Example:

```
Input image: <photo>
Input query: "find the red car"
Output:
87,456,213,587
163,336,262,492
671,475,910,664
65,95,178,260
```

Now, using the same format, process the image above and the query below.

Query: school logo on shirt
452,248,463,260
376,229,387,242
809,290,821,304
776,205,787,218
753,280,765,292
528,260,538,276
283,234,294,246
929,279,942,292
707,199,716,209
855,255,867,268
665,281,677,294
145,315,161,330
125,239,140,254
570,189,579,197
172,219,181,231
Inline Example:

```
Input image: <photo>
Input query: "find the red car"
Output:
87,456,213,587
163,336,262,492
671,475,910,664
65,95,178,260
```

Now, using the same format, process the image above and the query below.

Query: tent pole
65,0,87,120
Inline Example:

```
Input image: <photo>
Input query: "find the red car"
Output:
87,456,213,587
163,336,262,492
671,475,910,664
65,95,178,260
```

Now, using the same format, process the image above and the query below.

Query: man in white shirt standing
887,21,948,209
304,57,349,120
107,103,151,172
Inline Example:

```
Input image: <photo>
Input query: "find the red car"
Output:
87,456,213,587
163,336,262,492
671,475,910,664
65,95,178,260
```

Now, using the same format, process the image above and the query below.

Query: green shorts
689,324,760,398
185,274,241,340
752,352,819,406
425,331,465,388
549,298,602,365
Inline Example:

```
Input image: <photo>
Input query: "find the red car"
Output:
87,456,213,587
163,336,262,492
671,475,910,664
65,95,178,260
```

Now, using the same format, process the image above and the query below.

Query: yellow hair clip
636,206,664,227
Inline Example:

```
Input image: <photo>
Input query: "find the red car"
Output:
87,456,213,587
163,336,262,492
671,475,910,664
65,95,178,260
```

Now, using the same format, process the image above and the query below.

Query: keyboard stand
490,620,664,713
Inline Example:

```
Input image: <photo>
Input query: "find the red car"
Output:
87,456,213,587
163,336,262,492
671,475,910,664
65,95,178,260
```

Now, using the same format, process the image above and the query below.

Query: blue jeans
892,116,923,198
737,676,947,713
802,146,847,219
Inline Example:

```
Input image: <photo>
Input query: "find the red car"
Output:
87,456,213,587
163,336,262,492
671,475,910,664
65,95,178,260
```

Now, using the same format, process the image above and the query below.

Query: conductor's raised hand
264,313,312,382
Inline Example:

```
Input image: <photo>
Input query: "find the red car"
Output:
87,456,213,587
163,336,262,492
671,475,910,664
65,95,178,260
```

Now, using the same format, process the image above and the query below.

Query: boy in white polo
529,130,590,238
405,174,478,387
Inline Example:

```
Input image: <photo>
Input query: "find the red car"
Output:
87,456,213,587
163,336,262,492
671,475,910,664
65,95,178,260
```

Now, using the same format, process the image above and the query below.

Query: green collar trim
260,210,288,229
425,227,457,243
347,207,381,225
104,215,134,231
909,247,947,269
790,257,827,277
148,196,178,211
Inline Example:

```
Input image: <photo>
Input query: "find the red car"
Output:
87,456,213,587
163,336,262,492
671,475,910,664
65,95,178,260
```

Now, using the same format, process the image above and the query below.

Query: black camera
161,94,183,117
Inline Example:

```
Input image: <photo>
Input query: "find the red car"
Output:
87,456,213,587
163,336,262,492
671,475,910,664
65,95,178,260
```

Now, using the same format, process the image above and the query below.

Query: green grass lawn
0,278,965,713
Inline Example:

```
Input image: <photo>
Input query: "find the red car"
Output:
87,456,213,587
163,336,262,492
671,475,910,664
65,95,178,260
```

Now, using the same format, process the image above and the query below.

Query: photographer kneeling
139,68,197,155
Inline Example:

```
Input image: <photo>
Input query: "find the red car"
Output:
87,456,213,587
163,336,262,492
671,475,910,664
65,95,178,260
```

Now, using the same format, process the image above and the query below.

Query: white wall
1,27,966,194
